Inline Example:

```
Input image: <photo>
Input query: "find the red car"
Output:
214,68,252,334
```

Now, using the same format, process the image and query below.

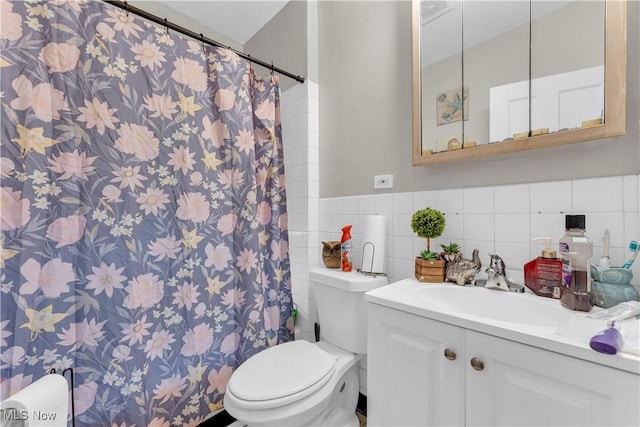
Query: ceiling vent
421,0,454,25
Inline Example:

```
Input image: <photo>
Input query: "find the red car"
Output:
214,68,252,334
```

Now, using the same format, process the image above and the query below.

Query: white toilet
224,267,387,426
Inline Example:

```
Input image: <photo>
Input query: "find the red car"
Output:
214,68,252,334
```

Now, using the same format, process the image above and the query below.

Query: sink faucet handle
488,253,506,276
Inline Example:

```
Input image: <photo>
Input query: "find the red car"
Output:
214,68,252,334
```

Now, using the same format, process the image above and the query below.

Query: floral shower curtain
0,0,294,425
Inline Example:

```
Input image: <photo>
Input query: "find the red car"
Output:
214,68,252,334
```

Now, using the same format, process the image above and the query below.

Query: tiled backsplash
318,175,640,288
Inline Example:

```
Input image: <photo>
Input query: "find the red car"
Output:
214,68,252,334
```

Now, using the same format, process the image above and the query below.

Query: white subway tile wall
281,81,320,345
281,83,640,398
317,175,640,287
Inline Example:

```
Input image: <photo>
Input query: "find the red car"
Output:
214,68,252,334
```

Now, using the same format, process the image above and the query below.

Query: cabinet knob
444,348,457,360
470,357,485,371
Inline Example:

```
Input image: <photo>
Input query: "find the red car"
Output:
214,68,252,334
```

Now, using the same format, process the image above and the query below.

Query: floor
357,410,367,426
225,410,366,427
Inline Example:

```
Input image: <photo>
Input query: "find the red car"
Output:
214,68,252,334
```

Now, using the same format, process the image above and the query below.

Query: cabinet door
367,304,465,426
465,331,640,426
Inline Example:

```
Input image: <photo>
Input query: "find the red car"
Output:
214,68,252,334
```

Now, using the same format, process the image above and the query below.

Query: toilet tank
310,267,388,354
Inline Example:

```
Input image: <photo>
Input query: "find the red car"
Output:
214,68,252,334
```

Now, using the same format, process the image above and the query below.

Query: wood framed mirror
412,0,626,166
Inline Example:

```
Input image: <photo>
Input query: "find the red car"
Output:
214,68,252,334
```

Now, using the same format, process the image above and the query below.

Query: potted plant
440,242,462,263
411,207,446,282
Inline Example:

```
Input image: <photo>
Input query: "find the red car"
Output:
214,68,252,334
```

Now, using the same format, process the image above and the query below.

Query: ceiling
158,1,289,45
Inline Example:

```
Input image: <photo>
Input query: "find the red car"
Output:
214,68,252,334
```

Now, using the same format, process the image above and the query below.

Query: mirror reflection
420,0,463,153
530,1,605,139
417,0,609,158
464,0,530,148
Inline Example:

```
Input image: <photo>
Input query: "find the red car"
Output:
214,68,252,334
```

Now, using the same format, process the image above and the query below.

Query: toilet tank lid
227,340,336,402
310,267,388,292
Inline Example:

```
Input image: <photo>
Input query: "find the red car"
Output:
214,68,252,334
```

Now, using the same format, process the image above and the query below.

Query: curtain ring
199,33,205,51
164,18,169,35
123,1,129,16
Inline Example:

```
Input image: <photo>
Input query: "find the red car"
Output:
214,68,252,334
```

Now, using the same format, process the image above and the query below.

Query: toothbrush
621,240,639,269
598,229,611,267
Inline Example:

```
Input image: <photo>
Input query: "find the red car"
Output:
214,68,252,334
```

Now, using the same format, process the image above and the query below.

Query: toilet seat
227,340,337,409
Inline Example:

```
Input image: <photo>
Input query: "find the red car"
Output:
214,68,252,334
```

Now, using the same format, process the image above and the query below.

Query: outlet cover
374,174,394,189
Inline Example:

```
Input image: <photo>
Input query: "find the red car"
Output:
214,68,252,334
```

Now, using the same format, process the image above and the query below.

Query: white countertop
365,278,640,374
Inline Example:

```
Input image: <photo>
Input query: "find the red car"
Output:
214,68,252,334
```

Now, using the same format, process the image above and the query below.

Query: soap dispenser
524,237,563,298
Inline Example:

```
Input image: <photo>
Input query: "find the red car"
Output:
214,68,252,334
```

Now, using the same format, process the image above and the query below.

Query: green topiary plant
411,207,446,258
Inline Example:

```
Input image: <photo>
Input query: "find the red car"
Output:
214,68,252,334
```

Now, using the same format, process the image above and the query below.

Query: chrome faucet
484,254,525,293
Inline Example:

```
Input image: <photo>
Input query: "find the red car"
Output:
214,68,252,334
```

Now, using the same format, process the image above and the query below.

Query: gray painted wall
142,1,640,199
318,0,639,197
244,1,308,91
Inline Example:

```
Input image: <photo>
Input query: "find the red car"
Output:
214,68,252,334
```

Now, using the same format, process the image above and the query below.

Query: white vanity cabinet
367,303,465,426
465,330,639,426
367,302,640,427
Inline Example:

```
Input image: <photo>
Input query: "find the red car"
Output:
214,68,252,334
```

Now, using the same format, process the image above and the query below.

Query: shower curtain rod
104,0,305,84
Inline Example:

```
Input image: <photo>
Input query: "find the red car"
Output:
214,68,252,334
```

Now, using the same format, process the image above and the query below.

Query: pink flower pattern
207,365,233,393
19,258,75,298
201,116,229,147
176,192,210,223
217,168,245,190
171,58,207,92
131,40,166,70
180,323,213,357
57,318,106,351
114,123,160,161
148,236,181,260
136,187,170,215
204,243,232,270
77,98,120,135
206,365,233,394
154,375,187,404
10,75,67,122
215,88,236,111
85,262,127,297
167,145,196,175
46,214,87,248
123,273,164,309
220,332,240,356
172,283,200,310
144,330,175,361
38,42,80,73
0,187,30,231
257,201,272,225
49,149,97,180
144,94,177,119
0,1,23,41
120,315,153,346
216,213,238,236
1,2,292,425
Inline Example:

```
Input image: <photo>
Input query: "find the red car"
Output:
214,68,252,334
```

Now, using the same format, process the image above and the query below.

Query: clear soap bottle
559,215,593,312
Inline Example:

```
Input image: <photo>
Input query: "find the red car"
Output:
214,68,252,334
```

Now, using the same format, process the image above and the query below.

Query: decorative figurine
446,249,481,286
322,241,341,269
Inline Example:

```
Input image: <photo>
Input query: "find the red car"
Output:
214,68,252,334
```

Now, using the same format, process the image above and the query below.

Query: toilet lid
228,340,337,402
